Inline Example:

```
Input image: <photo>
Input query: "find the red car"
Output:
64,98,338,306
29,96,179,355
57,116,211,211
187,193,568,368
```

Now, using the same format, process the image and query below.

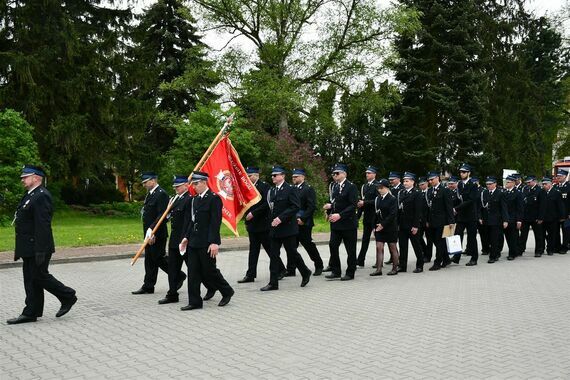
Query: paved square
1,241,570,379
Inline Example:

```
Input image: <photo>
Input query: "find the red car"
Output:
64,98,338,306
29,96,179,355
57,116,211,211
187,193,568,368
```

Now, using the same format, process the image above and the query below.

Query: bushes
59,182,124,206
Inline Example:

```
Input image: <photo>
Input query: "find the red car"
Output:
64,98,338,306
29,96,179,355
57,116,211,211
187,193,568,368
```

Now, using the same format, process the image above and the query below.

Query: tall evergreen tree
389,0,488,174
0,0,131,178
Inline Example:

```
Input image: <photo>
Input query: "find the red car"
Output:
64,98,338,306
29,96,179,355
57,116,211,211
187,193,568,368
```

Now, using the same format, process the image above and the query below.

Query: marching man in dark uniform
519,176,546,257
178,172,234,309
357,166,378,267
425,171,455,271
155,176,190,304
503,175,524,260
479,176,509,263
397,172,424,273
260,166,311,291
454,164,479,266
238,167,286,283
132,172,171,295
418,177,432,263
7,165,77,325
370,179,399,276
292,168,324,275
554,169,569,254
324,163,359,281
542,177,565,255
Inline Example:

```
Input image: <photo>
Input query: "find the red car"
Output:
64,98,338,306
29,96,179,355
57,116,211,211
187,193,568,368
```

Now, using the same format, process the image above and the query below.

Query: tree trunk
279,111,288,132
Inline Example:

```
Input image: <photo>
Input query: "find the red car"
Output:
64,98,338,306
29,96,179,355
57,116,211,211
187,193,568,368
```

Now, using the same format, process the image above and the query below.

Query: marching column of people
8,162,569,324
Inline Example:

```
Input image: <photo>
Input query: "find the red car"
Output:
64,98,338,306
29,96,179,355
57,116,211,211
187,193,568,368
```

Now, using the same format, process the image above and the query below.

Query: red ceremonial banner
199,134,261,236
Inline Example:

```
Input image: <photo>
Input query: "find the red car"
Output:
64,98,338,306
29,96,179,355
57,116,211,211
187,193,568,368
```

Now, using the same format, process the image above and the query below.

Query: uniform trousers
22,253,76,317
544,221,561,253
455,221,479,262
398,228,424,270
504,223,519,258
519,221,545,255
428,226,450,267
329,229,357,277
166,246,190,297
186,247,233,307
297,225,324,269
246,230,285,278
143,235,169,290
269,235,310,287
356,222,375,265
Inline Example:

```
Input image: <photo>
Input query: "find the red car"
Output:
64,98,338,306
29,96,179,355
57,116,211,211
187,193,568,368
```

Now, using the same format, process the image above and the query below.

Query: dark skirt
374,229,398,243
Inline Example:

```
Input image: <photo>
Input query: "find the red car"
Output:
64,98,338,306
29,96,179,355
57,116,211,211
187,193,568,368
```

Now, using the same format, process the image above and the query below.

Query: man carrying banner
260,166,312,291
238,166,286,283
132,172,172,295
179,172,234,309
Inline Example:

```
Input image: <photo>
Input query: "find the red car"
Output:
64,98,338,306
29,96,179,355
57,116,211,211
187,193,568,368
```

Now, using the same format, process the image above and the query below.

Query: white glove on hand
145,228,153,240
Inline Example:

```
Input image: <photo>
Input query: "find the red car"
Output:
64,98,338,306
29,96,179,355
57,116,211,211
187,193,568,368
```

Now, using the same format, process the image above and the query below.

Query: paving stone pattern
1,236,570,379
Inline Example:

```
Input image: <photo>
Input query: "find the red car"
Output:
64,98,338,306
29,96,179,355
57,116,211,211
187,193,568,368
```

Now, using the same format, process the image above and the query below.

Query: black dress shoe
313,267,323,276
547,252,554,256
237,276,255,283
356,261,365,267
372,264,377,268
441,260,451,268
322,266,332,272
507,256,515,261
465,260,477,266
481,251,489,256
451,255,460,264
300,271,311,287
56,295,78,318
423,256,431,263
284,271,296,277
340,275,354,281
325,273,341,280
278,270,287,280
534,253,542,257
487,259,496,263
397,267,407,273
203,289,216,301
428,265,441,271
369,270,382,276
218,290,234,307
158,296,179,304
180,304,202,311
385,259,393,265
7,315,37,325
559,251,567,255
132,287,154,295
412,268,423,273
387,269,398,276
260,284,278,291
176,273,187,291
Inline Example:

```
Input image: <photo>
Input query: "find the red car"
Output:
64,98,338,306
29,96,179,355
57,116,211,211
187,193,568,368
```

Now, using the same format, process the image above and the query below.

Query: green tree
389,0,488,175
0,109,42,219
197,0,420,133
0,0,131,178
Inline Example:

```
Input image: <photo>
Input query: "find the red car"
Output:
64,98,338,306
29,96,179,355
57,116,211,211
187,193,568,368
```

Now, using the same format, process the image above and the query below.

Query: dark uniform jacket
184,190,222,248
390,183,403,198
143,186,169,239
245,180,271,233
397,187,422,229
328,179,358,231
544,188,565,222
522,185,546,222
14,186,55,260
455,179,479,222
481,189,509,226
503,188,524,223
420,189,429,226
164,192,190,250
426,183,455,228
554,181,569,219
268,181,300,238
358,181,378,226
375,193,398,231
296,182,317,228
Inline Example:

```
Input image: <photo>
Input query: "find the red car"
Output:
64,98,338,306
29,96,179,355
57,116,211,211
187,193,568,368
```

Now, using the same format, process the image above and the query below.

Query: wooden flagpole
131,114,234,266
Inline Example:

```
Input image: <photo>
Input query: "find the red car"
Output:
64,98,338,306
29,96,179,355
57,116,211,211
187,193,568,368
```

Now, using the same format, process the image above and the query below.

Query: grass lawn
0,209,333,252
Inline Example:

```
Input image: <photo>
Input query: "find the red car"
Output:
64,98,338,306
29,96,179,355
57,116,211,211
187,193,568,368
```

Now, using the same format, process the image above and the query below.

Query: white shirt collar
149,184,159,194
27,184,41,194
198,189,208,198
338,178,347,187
